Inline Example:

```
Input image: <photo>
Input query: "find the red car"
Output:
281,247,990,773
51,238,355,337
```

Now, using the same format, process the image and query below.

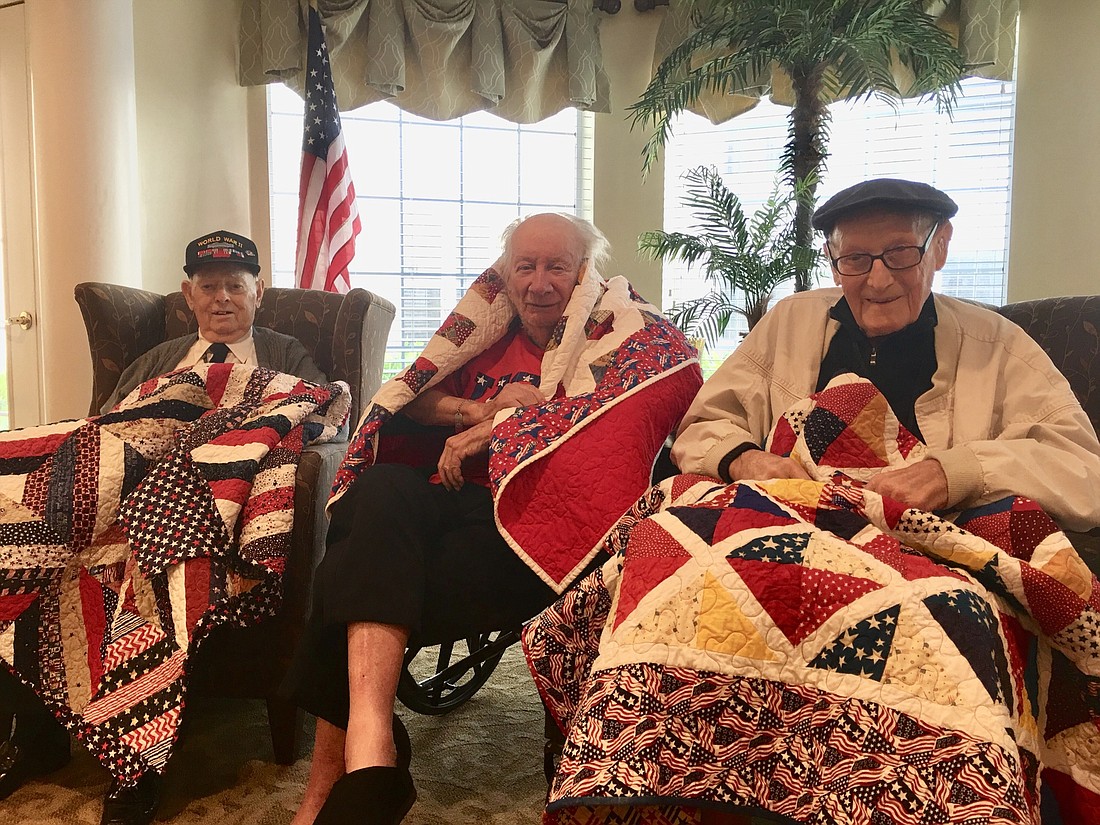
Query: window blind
268,83,591,377
662,77,1016,369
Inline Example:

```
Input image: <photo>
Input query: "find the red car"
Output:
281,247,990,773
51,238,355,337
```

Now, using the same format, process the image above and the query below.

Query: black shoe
314,766,416,825
100,772,160,825
0,734,71,801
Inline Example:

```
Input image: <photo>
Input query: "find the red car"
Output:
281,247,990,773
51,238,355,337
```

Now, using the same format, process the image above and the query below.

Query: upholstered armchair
74,282,395,763
997,295,1100,567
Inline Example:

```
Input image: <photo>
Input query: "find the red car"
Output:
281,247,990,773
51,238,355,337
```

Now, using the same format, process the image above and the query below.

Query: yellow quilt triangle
848,393,892,463
696,570,778,661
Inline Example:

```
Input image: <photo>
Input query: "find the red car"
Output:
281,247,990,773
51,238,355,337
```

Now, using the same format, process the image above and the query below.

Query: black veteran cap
811,178,958,234
184,230,261,276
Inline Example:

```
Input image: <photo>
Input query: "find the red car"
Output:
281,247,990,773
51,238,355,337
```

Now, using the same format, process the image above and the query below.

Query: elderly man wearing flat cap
101,230,325,412
672,177,1100,529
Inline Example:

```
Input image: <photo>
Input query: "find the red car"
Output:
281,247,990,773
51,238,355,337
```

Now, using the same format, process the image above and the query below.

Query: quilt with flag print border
525,375,1100,825
0,363,349,784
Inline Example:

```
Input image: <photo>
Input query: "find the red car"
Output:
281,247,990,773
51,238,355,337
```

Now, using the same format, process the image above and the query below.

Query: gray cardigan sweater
101,326,326,413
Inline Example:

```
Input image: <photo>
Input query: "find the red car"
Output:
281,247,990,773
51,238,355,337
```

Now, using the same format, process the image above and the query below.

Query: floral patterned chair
74,282,395,763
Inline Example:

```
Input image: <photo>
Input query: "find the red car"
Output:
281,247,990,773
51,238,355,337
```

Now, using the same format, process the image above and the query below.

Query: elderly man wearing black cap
100,230,325,412
672,177,1100,528
521,181,1100,825
0,231,329,825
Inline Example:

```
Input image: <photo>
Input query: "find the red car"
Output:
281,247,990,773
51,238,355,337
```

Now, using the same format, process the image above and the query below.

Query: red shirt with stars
436,325,544,487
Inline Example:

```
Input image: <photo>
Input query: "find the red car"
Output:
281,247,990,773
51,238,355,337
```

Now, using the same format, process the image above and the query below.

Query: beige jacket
672,288,1100,531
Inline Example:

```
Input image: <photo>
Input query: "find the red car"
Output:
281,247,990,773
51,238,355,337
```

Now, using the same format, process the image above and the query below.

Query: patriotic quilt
0,364,350,785
525,374,1100,825
331,264,703,593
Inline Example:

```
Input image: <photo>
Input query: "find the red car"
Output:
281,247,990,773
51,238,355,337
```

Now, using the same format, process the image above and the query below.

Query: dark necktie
205,342,230,363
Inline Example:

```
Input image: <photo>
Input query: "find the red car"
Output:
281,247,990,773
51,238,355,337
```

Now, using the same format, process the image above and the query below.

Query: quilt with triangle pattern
0,364,350,785
524,374,1100,825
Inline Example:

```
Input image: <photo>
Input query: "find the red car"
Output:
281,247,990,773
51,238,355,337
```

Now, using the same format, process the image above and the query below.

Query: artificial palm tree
631,0,965,290
639,166,818,338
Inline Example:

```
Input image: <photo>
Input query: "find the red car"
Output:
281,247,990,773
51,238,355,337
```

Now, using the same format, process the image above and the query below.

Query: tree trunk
786,64,829,291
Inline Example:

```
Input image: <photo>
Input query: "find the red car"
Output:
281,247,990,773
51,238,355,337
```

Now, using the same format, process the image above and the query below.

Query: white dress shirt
174,331,258,370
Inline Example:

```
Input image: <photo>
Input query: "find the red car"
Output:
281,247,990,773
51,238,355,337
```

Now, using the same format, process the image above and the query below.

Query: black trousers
0,668,68,749
283,464,557,729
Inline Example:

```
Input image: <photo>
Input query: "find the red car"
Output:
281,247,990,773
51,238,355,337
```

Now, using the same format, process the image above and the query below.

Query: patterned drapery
651,0,1019,125
239,0,610,123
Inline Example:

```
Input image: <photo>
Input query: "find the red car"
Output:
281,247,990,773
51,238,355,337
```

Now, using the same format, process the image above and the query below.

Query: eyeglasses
826,222,940,277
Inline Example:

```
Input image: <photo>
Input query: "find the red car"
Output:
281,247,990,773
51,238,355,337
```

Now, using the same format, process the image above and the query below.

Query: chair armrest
331,289,396,424
283,440,348,629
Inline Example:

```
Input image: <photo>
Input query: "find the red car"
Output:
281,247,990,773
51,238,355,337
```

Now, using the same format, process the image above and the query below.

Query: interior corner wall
1006,0,1100,302
133,0,254,295
591,7,665,308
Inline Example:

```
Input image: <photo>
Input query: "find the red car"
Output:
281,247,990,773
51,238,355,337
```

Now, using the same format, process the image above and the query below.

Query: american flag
294,4,361,293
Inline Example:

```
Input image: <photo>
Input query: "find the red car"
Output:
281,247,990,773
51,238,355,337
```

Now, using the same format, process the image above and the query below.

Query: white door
0,3,43,429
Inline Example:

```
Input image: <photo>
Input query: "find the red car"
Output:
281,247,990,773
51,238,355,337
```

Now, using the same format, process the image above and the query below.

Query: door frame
0,2,44,428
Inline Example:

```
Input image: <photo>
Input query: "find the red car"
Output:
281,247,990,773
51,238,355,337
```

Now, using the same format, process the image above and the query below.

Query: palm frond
644,167,820,336
632,0,964,169
668,290,740,343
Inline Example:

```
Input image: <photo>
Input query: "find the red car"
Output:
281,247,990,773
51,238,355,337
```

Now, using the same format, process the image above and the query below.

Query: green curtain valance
651,0,1019,125
239,0,611,123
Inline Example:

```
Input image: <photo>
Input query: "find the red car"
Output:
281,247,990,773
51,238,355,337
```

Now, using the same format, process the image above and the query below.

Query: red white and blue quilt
332,265,703,593
525,375,1100,825
0,364,349,784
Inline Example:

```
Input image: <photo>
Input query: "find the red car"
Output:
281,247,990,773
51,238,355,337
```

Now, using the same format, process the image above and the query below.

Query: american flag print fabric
295,4,361,294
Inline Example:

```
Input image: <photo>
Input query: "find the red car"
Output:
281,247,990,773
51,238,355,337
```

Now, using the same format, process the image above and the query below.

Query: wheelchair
397,627,520,715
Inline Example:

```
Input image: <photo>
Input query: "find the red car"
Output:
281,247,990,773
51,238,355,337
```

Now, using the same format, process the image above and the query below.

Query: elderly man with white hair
283,213,703,825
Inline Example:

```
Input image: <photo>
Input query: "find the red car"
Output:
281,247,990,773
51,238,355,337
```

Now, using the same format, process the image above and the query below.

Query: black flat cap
812,178,958,234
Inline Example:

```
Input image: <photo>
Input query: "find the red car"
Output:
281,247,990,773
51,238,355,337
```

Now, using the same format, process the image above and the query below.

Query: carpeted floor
0,646,547,824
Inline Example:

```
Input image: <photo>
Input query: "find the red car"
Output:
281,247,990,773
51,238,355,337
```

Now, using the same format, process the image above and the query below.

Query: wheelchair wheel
396,628,519,715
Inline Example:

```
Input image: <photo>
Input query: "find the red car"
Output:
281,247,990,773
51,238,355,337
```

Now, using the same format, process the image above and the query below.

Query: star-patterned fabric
0,364,350,785
525,375,1100,825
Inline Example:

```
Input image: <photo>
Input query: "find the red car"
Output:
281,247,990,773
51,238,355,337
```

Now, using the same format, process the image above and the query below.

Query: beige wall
590,7,665,306
25,0,142,420
133,0,256,296
1006,0,1100,302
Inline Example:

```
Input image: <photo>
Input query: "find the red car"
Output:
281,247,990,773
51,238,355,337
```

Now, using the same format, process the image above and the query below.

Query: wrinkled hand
437,419,494,491
459,382,545,428
864,459,949,511
487,382,544,414
728,450,812,483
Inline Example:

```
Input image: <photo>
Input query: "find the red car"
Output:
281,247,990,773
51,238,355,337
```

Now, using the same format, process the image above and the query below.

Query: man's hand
460,382,545,428
728,450,812,482
864,459,949,511
486,382,544,414
437,419,494,491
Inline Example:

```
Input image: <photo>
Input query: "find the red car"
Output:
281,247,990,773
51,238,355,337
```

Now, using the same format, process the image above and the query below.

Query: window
663,77,1016,370
267,84,593,377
